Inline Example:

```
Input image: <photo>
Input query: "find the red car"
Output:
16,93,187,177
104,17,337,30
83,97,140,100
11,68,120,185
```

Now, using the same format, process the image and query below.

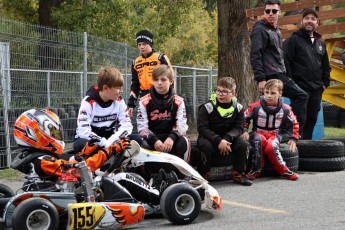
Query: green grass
0,168,24,181
324,127,345,137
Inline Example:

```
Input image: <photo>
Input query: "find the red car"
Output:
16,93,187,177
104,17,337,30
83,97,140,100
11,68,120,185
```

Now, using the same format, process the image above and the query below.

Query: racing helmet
13,109,65,154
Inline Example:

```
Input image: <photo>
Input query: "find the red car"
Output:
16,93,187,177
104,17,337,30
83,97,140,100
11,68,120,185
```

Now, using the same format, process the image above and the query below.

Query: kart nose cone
212,196,222,210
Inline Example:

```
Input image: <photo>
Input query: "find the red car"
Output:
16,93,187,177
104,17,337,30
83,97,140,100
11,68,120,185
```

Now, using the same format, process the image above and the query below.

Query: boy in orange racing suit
36,139,129,179
127,30,173,117
34,139,175,205
242,79,299,181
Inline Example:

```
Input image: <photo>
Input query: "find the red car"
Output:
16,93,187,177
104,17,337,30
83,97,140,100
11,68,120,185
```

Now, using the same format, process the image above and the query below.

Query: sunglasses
264,9,279,14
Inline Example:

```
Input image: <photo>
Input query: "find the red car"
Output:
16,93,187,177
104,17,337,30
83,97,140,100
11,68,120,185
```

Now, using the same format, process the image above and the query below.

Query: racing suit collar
86,85,113,108
149,85,174,109
259,95,283,115
141,50,155,58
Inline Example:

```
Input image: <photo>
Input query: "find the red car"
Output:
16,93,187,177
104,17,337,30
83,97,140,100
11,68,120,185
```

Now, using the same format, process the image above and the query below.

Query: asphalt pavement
124,170,345,230
2,170,345,230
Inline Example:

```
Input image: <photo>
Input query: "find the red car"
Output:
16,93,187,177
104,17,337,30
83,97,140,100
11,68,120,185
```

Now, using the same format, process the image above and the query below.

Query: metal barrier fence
0,18,217,168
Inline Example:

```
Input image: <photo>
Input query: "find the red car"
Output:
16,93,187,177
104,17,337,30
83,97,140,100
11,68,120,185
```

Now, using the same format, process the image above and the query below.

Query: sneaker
246,169,261,180
280,170,299,181
232,171,252,186
166,170,179,185
154,169,179,193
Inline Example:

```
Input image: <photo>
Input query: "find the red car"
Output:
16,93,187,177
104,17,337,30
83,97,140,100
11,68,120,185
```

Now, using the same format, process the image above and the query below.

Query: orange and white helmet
14,109,65,154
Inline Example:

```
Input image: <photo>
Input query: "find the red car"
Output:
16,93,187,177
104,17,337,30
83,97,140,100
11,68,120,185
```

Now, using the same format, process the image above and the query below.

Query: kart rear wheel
12,197,59,230
160,183,201,225
0,184,14,217
0,184,14,198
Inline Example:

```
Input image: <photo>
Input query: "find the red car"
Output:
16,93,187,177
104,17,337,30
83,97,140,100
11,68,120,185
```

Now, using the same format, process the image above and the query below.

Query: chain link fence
0,18,217,168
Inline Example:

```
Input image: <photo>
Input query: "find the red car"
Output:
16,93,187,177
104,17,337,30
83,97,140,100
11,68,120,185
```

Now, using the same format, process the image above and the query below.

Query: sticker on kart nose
68,203,106,229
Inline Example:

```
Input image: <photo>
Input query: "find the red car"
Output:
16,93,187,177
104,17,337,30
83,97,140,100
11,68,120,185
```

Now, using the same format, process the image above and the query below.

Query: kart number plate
68,203,105,229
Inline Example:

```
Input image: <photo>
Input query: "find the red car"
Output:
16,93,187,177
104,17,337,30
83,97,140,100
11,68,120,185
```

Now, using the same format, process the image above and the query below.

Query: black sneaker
153,169,179,193
165,170,179,186
150,169,165,190
232,171,252,186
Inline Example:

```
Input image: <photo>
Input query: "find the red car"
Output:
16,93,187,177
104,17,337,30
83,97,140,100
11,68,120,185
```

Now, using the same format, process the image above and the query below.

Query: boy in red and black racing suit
137,64,190,175
243,79,299,181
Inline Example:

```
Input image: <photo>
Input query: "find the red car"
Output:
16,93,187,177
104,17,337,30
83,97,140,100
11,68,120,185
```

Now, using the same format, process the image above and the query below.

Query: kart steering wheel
102,131,129,175
105,149,126,174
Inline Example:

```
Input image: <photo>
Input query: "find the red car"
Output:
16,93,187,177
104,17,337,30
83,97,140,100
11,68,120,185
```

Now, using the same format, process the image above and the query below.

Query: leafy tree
0,0,61,26
203,0,217,17
51,0,134,43
160,1,217,66
0,0,218,67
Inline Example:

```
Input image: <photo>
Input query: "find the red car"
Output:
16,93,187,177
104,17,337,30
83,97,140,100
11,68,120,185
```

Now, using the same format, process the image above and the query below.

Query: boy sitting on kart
66,65,177,202
13,108,177,206
13,108,129,182
73,66,142,154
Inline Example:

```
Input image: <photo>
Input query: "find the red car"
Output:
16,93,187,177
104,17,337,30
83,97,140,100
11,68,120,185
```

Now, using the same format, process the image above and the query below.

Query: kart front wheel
12,197,59,230
160,183,201,225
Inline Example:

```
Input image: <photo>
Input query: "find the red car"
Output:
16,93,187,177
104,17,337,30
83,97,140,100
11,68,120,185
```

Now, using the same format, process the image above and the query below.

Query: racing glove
78,138,101,156
96,137,110,148
127,94,137,108
107,137,131,157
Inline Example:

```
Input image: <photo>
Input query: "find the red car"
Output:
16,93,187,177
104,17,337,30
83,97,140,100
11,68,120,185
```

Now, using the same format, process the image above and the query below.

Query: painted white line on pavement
222,200,288,214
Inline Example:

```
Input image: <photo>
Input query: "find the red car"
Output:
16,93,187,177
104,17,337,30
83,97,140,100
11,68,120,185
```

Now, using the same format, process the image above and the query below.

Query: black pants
302,87,323,140
268,74,309,136
142,136,190,162
141,136,190,177
196,136,249,175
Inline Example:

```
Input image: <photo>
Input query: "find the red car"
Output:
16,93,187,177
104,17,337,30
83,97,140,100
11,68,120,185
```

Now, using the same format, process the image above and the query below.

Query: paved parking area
3,170,345,230
124,170,345,230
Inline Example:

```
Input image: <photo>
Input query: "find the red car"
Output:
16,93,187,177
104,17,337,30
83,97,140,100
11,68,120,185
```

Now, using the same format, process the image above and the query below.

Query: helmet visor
49,125,63,141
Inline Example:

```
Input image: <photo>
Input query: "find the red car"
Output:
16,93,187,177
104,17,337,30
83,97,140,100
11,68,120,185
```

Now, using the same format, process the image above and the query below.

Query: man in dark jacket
250,0,308,137
283,8,331,139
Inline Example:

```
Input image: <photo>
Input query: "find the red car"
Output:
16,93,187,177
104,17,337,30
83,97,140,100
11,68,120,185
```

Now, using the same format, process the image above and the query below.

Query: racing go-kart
95,140,223,224
0,153,145,230
0,139,222,229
